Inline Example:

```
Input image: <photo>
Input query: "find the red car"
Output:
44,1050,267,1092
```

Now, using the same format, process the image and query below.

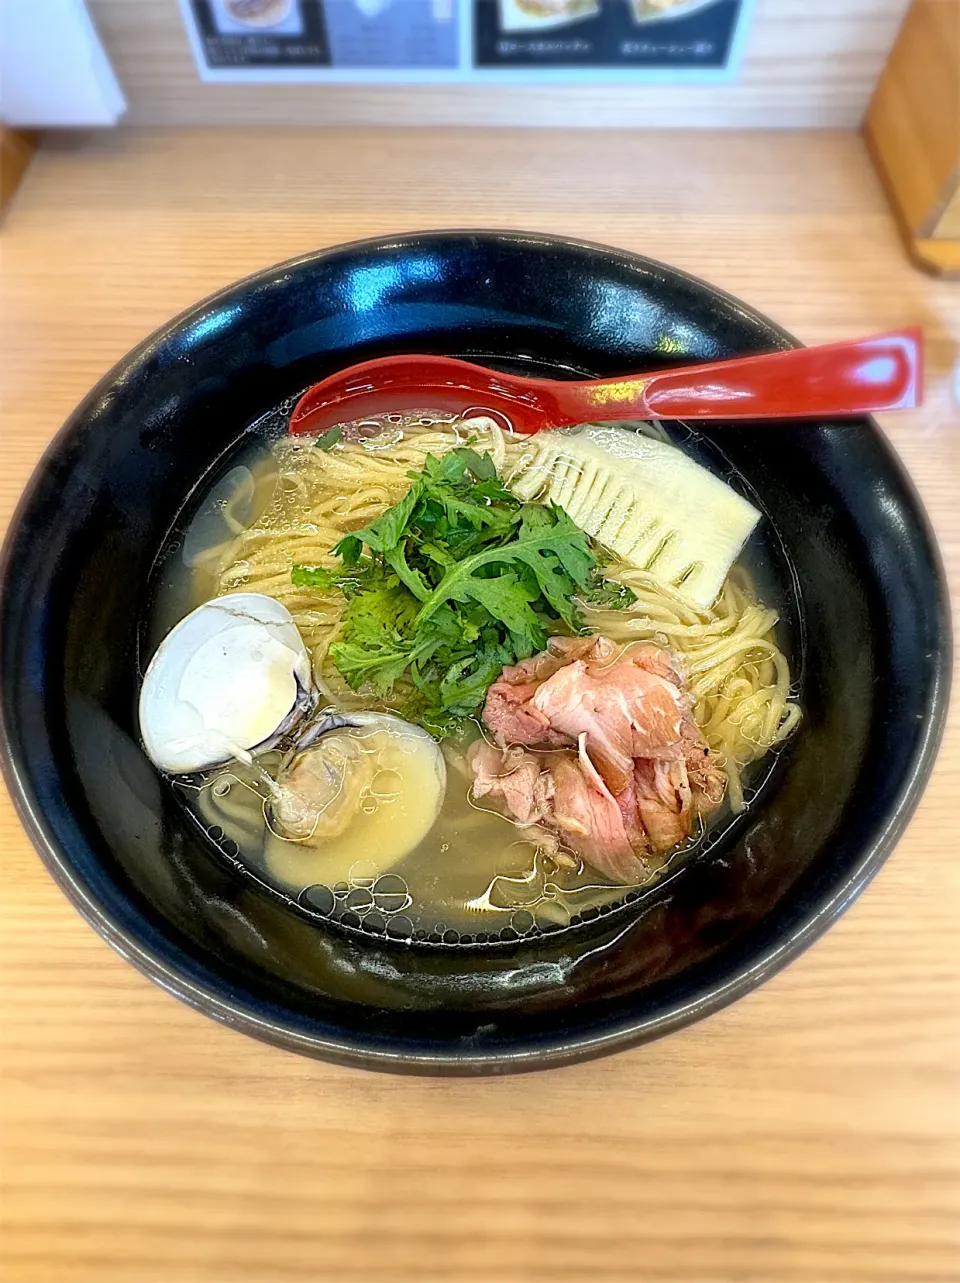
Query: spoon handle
288,330,924,437
558,328,923,424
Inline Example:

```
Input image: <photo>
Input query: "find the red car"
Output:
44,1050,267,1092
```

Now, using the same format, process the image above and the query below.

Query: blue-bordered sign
182,0,751,83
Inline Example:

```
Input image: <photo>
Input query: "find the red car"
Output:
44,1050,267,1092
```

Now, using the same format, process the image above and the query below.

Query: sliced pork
472,635,726,884
481,636,597,749
553,737,647,883
470,740,549,829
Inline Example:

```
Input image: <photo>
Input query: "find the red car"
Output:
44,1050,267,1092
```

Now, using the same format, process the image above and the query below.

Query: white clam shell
139,592,313,774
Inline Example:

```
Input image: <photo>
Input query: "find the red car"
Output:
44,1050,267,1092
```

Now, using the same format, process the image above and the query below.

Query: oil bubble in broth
178,724,656,939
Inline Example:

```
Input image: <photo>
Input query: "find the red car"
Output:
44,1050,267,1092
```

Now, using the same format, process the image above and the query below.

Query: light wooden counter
1,129,958,1283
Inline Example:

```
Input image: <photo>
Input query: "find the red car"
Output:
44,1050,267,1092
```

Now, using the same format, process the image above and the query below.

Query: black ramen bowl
0,232,949,1073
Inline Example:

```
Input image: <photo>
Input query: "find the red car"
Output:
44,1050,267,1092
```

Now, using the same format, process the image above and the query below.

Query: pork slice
500,635,598,690
478,635,726,878
469,740,548,828
481,636,596,749
530,657,688,795
683,730,727,812
615,770,650,857
551,737,648,885
482,680,560,750
626,644,683,685
634,757,694,853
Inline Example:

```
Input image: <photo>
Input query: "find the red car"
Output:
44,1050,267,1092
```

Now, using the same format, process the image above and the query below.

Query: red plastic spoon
288,328,922,438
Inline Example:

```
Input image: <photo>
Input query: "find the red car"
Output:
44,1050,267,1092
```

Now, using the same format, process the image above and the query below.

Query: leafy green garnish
291,564,339,590
313,425,343,451
580,568,638,610
292,447,598,736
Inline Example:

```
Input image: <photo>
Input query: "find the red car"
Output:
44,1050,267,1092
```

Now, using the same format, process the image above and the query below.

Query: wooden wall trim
0,128,39,215
865,0,960,276
865,0,960,236
934,187,960,239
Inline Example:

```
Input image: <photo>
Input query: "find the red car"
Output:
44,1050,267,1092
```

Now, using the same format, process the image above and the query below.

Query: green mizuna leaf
313,425,343,451
290,448,610,734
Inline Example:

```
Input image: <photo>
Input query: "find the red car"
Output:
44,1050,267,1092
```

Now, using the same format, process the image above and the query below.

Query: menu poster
181,0,751,82
185,0,459,70
476,0,743,71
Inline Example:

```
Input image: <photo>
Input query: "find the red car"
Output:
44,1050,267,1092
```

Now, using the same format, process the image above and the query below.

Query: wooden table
1,129,958,1283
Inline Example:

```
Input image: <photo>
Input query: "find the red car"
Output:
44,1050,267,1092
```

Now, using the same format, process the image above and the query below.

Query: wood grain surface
1,128,959,1283
87,0,911,129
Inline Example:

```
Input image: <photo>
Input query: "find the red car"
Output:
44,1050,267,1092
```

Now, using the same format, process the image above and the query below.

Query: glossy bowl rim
0,229,951,1074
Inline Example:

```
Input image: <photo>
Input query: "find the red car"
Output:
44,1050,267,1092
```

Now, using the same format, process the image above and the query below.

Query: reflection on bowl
0,232,949,1074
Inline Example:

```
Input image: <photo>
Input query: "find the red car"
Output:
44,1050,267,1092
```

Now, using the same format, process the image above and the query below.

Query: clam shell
139,592,313,774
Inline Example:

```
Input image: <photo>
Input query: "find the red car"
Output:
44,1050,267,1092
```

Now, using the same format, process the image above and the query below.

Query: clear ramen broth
143,402,801,946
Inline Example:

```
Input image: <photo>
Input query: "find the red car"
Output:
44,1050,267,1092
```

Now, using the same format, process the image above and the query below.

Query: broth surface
145,407,799,943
